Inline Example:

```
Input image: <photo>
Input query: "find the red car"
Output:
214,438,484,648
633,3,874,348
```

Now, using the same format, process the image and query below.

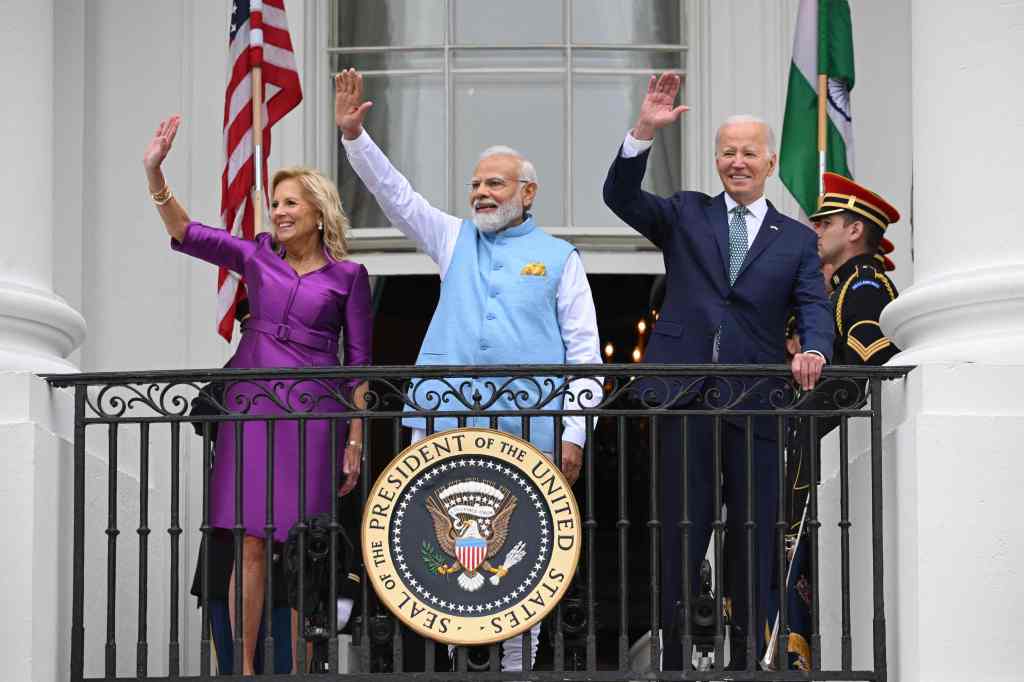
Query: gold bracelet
347,439,362,448
151,184,173,205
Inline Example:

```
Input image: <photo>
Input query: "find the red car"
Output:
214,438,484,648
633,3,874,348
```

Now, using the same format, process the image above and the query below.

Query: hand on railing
791,352,826,391
559,440,583,484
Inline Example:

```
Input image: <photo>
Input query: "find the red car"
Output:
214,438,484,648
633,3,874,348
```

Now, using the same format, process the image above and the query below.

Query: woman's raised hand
143,115,181,174
335,68,373,141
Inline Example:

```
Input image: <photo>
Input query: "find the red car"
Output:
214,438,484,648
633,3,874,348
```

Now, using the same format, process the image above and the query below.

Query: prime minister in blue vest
603,73,833,671
336,68,602,671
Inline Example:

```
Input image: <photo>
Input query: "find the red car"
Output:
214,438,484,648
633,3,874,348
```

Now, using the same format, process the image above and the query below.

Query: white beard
473,194,524,233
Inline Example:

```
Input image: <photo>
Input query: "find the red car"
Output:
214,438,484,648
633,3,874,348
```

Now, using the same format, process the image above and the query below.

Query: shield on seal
455,536,487,573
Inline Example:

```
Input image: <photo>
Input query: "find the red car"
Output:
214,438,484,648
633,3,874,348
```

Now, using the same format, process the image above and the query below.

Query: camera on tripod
283,512,362,670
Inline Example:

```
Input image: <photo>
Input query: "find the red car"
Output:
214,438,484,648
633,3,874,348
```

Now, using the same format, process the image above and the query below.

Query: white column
881,0,1024,362
876,3,1024,682
0,0,85,372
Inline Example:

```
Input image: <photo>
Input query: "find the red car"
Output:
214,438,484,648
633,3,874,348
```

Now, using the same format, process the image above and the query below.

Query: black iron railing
45,363,911,681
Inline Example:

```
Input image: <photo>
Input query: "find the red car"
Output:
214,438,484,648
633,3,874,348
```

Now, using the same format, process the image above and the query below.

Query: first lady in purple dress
144,115,373,674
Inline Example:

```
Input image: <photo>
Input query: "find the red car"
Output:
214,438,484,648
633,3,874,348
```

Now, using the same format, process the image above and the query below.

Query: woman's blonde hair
271,166,350,261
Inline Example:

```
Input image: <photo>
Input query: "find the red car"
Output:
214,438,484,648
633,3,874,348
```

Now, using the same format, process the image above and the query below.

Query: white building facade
1,1,1020,681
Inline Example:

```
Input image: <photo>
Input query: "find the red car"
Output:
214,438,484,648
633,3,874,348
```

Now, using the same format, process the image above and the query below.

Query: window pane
333,69,446,230
572,75,682,227
332,49,442,74
330,0,446,47
453,0,563,46
452,48,564,72
572,0,682,45
574,48,684,72
454,73,566,226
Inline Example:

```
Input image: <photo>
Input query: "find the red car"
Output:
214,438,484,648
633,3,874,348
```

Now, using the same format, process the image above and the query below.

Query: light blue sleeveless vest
403,217,576,453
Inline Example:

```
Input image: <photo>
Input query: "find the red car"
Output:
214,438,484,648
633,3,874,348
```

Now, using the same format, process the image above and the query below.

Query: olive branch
421,541,447,575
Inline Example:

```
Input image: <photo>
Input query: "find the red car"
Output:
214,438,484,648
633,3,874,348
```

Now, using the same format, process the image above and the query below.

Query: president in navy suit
603,73,833,670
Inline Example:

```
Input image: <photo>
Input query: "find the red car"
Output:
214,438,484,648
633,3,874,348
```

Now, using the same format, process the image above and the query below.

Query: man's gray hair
714,114,777,154
478,145,538,184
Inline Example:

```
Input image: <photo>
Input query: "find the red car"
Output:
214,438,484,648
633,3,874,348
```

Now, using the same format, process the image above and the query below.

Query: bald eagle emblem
422,479,525,592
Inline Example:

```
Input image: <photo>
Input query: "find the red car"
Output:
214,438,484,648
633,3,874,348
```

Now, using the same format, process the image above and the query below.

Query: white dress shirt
343,129,603,447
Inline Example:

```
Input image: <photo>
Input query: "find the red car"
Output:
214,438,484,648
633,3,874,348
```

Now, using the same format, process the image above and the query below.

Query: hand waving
335,68,373,140
143,115,181,173
633,73,690,140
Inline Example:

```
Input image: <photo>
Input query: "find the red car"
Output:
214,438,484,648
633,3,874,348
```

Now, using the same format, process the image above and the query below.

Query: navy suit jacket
603,146,834,418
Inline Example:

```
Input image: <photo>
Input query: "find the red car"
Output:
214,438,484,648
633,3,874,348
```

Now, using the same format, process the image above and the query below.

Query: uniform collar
831,252,879,290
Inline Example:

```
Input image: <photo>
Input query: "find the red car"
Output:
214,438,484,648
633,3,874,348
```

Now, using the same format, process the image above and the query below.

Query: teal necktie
728,204,750,284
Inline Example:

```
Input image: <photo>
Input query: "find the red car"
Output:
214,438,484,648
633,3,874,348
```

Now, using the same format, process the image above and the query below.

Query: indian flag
779,0,855,217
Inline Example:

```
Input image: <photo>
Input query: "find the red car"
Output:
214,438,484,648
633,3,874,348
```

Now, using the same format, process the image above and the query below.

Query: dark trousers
658,415,779,669
209,600,293,674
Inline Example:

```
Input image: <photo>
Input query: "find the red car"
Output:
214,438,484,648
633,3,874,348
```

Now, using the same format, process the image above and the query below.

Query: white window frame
304,0,712,275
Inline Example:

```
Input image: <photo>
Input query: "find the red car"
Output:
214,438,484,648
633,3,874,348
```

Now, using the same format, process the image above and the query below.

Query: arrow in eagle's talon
489,541,528,585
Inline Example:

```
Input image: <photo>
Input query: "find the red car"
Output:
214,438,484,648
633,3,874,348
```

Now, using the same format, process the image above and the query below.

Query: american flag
218,0,302,341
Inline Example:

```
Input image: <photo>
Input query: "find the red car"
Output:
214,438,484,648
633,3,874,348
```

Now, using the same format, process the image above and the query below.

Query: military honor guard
769,173,903,670
812,172,901,366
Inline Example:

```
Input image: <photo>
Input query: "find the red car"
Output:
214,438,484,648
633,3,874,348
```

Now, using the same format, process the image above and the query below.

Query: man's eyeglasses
467,177,532,192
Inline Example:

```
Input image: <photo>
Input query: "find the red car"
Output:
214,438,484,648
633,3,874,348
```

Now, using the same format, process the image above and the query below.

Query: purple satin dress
173,222,373,541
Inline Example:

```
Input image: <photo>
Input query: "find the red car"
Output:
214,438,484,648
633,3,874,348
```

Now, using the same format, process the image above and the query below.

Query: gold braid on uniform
834,270,860,337
873,270,896,300
839,265,899,363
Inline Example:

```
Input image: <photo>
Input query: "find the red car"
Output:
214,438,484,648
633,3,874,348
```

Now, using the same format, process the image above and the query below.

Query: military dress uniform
827,253,900,365
769,174,902,670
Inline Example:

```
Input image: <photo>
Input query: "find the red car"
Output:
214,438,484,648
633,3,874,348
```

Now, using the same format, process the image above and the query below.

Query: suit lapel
703,193,730,285
735,201,784,282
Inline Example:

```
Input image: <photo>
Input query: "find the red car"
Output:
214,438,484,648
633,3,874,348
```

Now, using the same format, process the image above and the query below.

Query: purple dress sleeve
170,221,264,274
342,263,373,393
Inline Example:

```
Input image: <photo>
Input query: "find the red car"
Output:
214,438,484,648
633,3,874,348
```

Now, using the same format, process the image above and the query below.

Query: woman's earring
318,221,324,231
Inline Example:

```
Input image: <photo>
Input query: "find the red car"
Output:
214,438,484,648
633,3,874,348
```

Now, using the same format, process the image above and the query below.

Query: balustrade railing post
71,386,85,682
136,422,150,679
647,415,661,673
871,378,888,682
809,416,822,671
200,422,213,678
839,416,853,671
584,415,597,671
711,416,724,671
263,420,276,673
168,422,182,678
105,423,119,678
616,416,630,672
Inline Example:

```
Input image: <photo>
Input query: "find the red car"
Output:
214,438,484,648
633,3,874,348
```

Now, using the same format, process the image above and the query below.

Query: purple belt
242,318,339,354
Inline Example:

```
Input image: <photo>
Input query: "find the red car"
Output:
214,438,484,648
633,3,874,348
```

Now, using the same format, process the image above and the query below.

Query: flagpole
252,63,265,234
817,74,827,193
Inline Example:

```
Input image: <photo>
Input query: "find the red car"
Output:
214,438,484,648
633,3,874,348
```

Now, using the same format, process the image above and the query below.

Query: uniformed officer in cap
810,172,901,365
766,175,902,670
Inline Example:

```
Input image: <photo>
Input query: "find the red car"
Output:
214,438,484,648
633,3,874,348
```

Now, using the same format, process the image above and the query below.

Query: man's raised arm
603,73,690,248
336,68,460,273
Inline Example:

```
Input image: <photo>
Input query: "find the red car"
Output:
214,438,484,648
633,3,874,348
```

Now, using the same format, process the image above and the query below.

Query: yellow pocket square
520,262,547,276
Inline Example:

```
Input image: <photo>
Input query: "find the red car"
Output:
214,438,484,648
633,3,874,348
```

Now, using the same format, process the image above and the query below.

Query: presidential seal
361,428,581,645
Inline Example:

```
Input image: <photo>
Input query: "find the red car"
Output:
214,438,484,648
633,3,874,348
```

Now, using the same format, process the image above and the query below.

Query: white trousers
447,623,542,672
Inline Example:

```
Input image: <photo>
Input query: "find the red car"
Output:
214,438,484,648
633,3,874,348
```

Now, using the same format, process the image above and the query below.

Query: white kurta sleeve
341,129,462,277
556,251,604,447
